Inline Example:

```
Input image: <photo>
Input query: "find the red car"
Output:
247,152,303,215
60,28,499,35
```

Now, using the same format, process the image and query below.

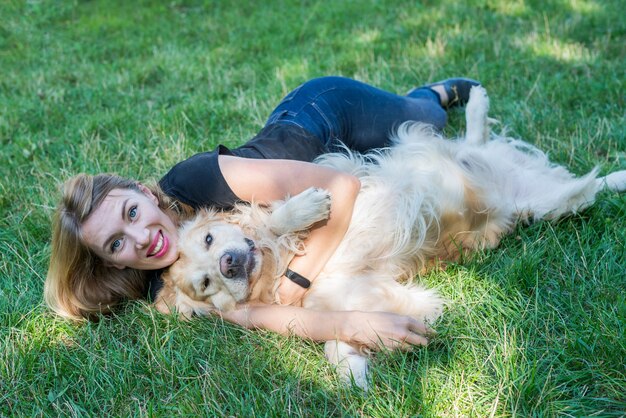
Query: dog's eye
205,234,213,246
202,276,210,290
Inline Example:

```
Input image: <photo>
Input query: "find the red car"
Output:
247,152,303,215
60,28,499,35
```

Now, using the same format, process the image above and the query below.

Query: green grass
1,0,625,416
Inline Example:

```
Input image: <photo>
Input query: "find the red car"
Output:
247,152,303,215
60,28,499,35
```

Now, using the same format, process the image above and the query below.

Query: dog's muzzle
219,239,257,279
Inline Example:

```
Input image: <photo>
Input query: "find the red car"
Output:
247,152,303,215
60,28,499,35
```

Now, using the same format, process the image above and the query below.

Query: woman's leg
264,76,451,153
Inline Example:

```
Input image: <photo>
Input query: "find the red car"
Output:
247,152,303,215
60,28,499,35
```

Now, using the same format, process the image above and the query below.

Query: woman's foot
408,78,481,109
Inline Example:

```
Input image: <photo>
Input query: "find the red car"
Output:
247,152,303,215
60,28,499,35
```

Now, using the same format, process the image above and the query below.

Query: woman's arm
218,155,361,305
220,303,432,350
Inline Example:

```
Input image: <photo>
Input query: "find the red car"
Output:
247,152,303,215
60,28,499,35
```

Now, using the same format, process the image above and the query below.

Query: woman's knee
430,107,447,131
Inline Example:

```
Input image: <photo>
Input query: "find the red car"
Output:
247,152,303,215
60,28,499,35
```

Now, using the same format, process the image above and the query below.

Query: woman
45,76,479,350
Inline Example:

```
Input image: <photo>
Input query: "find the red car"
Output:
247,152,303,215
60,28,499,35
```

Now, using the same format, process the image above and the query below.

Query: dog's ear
167,255,187,286
160,255,215,318
154,281,196,320
174,298,195,320
153,267,196,320
153,277,177,315
153,296,172,315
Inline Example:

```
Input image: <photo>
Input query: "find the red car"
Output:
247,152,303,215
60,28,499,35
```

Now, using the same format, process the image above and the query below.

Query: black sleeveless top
146,124,327,300
158,124,327,210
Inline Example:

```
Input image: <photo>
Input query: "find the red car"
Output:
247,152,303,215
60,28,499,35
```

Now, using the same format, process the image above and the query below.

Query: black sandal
410,78,481,109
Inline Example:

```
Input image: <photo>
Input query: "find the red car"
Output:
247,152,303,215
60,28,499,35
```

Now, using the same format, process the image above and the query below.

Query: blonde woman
45,76,479,350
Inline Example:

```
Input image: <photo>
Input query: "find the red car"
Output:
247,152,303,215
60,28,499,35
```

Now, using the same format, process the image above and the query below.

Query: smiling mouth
147,231,165,257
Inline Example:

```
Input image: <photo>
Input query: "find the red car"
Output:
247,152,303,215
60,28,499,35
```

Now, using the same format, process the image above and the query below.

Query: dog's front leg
268,187,331,235
324,340,370,390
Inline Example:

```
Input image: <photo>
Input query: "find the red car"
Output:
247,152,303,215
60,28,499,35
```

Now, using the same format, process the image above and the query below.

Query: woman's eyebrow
101,198,130,252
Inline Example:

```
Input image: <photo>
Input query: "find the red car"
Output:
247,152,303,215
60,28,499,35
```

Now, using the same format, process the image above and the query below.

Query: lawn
1,0,625,416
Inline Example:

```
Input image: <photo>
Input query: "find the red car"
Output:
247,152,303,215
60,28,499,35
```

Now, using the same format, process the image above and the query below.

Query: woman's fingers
376,316,433,350
378,331,429,351
401,332,429,348
408,317,436,336
348,311,436,351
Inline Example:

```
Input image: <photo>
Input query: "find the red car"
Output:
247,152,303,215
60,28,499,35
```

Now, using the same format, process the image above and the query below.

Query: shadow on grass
5,303,427,416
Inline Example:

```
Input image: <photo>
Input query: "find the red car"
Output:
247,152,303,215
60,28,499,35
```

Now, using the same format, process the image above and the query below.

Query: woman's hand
341,311,434,351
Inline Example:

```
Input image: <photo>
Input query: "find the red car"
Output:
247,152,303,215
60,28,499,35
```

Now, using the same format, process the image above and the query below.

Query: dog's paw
296,187,332,219
469,84,488,100
325,341,370,391
269,187,331,235
465,86,490,145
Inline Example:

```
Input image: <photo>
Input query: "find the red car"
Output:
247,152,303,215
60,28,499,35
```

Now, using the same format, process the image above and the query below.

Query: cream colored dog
155,86,626,389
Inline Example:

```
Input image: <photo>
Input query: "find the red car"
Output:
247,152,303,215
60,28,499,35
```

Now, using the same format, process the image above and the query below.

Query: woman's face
81,186,179,270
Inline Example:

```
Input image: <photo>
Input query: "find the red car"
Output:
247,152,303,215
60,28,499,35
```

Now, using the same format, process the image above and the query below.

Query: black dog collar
285,269,311,288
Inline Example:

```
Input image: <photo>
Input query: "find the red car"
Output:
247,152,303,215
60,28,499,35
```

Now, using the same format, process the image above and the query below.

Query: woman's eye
111,239,122,252
128,206,138,219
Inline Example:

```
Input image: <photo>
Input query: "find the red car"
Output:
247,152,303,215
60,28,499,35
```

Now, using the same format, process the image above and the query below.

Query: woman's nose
131,228,150,248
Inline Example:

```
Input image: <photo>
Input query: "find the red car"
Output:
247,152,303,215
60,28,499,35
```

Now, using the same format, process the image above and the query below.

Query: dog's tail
597,170,626,193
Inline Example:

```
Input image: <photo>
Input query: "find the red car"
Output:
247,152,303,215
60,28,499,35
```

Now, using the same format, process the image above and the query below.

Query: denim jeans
264,76,446,153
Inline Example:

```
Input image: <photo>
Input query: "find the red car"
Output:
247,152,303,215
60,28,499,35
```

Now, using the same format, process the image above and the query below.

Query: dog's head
167,210,262,312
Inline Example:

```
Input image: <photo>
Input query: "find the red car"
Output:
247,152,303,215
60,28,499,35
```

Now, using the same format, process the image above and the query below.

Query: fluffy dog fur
154,86,626,389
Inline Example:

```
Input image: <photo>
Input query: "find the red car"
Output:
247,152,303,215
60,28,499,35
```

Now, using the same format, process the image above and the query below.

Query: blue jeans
264,76,446,153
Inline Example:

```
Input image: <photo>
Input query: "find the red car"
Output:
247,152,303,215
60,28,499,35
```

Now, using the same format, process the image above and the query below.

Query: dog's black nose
220,251,245,278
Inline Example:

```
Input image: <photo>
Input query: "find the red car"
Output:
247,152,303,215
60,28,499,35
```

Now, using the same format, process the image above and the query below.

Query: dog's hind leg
597,170,626,193
464,86,492,145
330,276,445,324
324,340,370,390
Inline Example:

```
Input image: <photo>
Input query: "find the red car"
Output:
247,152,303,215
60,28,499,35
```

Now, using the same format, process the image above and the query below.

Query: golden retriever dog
154,86,626,389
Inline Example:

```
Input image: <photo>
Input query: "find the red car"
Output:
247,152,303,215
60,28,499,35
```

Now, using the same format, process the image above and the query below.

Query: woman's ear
137,183,158,204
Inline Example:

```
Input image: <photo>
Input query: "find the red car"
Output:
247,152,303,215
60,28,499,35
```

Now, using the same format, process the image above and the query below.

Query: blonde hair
44,173,194,320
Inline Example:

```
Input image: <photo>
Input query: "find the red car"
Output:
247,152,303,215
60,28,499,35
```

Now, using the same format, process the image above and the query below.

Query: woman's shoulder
159,146,239,209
